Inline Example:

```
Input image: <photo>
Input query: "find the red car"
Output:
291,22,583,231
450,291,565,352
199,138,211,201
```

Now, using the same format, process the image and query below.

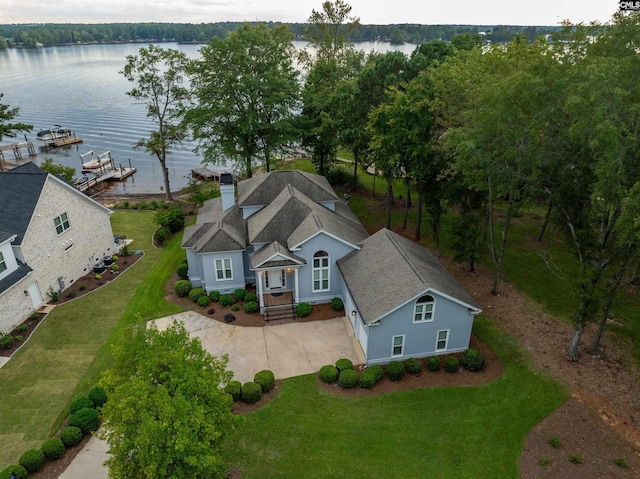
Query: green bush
254,370,275,393
330,297,344,311
154,207,184,233
69,396,94,415
209,290,220,302
338,369,359,388
189,287,205,303
568,453,583,464
0,465,28,479
368,364,385,382
176,262,189,280
60,426,83,448
386,361,405,381
319,365,339,383
243,301,259,313
88,387,107,408
234,288,246,301
41,437,65,461
231,304,240,311
111,264,119,272
220,294,233,307
325,166,353,187
224,380,242,401
16,324,28,332
155,226,170,244
405,358,422,374
335,358,353,372
197,295,210,308
426,356,441,372
613,457,628,469
460,348,486,372
444,356,459,373
359,369,378,389
173,280,192,297
19,449,44,473
68,407,100,435
296,302,311,317
548,436,561,448
0,334,14,349
245,292,257,302
241,382,262,404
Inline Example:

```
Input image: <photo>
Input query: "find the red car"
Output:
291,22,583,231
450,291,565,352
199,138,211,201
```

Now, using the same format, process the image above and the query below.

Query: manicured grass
0,211,185,468
223,317,567,478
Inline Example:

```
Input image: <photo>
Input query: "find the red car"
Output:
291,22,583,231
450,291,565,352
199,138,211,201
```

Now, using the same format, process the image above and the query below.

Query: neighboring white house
0,162,114,333
182,170,481,364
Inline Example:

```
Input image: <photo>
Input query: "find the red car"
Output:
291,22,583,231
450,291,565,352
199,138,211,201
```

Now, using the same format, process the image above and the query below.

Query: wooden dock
0,141,36,162
191,167,239,182
49,135,83,147
74,154,137,194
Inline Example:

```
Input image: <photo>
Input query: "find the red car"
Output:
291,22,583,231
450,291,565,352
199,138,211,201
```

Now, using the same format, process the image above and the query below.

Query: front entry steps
264,304,296,322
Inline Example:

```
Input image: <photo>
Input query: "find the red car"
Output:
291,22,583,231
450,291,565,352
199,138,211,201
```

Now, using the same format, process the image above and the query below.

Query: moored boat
81,150,113,172
36,125,72,141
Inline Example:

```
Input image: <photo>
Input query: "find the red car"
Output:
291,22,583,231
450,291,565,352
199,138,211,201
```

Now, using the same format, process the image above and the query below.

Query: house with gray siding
182,170,481,363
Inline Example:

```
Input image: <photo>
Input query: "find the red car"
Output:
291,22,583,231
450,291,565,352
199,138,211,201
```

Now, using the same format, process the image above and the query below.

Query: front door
266,269,284,290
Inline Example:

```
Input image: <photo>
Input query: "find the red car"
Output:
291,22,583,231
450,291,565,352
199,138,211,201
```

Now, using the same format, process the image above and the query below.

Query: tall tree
122,45,191,201
0,93,32,141
99,318,241,479
188,23,300,178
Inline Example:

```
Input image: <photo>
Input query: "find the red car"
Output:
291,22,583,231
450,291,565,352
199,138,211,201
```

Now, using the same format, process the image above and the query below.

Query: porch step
265,305,296,322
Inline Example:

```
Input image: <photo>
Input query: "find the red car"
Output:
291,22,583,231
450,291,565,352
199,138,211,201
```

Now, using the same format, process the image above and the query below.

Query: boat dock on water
74,151,136,193
191,166,239,182
36,125,83,147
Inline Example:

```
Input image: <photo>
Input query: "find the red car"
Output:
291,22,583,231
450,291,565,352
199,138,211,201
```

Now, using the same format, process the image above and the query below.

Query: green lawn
0,210,185,468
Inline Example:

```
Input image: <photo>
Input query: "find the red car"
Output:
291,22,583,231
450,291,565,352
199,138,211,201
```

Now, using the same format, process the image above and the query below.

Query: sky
1,0,622,26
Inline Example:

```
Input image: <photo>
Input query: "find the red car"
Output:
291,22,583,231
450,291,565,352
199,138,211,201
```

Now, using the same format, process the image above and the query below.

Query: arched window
312,250,330,292
414,295,435,322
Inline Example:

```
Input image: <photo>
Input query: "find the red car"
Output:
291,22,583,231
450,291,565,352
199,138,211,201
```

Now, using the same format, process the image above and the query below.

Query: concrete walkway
59,312,364,477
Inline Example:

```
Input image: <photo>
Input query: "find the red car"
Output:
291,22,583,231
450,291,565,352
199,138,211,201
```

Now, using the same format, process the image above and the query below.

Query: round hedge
197,295,210,308
0,465,28,479
60,426,83,448
319,364,339,383
189,287,205,303
68,407,100,435
176,262,189,280
335,358,353,372
41,437,65,461
330,297,344,311
426,356,441,372
69,396,94,415
173,280,192,297
88,387,107,408
338,369,359,389
386,361,405,382
296,302,311,317
19,449,44,473
224,380,242,401
254,370,275,393
405,357,422,374
220,294,233,307
359,369,378,389
245,292,257,302
234,288,246,301
367,364,385,382
208,290,220,302
243,301,259,313
444,356,460,373
241,382,262,404
460,348,486,372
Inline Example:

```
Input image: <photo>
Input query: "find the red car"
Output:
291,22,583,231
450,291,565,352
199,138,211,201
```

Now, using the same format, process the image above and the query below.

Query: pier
74,152,137,194
191,166,239,182
0,141,36,163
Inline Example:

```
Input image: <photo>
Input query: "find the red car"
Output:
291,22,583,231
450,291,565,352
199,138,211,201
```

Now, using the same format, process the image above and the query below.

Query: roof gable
250,241,306,269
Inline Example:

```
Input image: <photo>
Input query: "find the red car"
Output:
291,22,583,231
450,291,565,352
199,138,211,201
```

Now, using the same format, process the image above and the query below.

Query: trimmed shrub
231,304,240,312
19,449,44,473
368,364,385,382
220,294,233,307
0,334,14,349
60,426,83,448
405,357,422,374
0,465,28,479
174,280,192,297
155,226,170,244
234,288,246,301
330,297,344,311
335,358,353,372
319,365,339,383
241,382,262,404
243,301,259,313
209,290,220,302
224,380,242,401
69,396,94,415
359,369,378,389
41,437,65,461
444,356,459,373
254,370,275,393
189,287,205,303
245,292,257,302
154,207,184,233
88,387,107,408
197,295,210,308
111,264,119,272
296,302,311,317
460,348,486,372
386,361,405,382
338,369,359,388
176,262,189,280
68,407,100,435
426,356,441,372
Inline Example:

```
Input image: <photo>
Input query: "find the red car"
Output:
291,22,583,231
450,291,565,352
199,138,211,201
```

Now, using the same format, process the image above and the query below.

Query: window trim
0,251,6,274
413,294,435,323
214,258,233,281
436,329,449,352
54,212,71,235
392,334,405,357
312,250,330,292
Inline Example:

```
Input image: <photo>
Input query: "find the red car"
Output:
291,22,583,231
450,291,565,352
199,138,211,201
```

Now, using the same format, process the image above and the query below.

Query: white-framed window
0,251,6,274
392,335,404,357
54,212,70,235
312,250,329,292
436,330,449,351
215,258,232,281
414,295,435,323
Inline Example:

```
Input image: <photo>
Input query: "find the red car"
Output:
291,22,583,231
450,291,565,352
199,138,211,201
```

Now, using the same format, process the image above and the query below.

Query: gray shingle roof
0,162,48,244
250,241,306,269
337,228,481,325
0,231,14,245
0,260,32,295
182,198,247,253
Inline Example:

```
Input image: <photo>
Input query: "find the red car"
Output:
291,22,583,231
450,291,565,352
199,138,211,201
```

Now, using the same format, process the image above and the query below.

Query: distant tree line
0,22,560,49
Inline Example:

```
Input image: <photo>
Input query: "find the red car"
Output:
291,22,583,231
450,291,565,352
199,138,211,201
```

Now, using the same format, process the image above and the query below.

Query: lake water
0,40,416,194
